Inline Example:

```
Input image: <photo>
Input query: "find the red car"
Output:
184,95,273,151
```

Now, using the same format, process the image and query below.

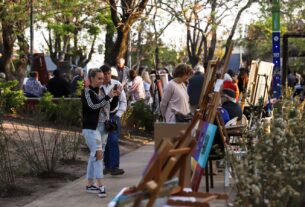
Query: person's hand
108,85,122,97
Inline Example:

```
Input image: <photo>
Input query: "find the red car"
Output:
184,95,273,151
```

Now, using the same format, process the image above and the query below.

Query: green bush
37,92,58,122
37,92,82,127
0,80,25,115
122,100,154,132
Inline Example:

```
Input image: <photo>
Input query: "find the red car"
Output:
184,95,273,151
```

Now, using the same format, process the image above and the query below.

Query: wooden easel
110,43,234,207
191,42,234,192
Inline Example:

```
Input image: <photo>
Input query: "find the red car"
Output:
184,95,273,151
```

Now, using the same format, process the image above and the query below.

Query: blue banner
272,31,281,70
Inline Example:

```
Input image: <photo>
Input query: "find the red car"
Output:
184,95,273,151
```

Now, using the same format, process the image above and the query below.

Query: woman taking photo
81,68,120,198
160,63,193,123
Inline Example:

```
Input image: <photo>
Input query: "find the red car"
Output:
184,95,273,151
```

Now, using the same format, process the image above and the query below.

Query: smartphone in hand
113,84,118,90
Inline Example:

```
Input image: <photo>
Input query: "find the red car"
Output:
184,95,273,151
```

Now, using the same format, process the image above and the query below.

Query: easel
110,43,234,207
191,42,234,192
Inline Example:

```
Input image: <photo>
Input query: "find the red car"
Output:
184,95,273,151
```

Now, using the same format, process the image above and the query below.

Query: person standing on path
100,65,127,176
82,68,121,198
160,63,193,123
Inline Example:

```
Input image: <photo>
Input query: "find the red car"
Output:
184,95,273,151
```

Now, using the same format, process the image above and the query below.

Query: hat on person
224,73,232,81
222,80,237,99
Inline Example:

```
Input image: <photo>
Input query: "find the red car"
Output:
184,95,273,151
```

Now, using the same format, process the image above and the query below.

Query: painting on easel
191,122,217,191
192,122,217,169
245,60,274,106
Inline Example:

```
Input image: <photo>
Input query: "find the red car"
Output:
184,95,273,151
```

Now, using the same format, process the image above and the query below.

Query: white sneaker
98,185,107,198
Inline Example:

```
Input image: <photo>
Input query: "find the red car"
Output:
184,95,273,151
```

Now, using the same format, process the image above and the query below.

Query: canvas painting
192,122,217,169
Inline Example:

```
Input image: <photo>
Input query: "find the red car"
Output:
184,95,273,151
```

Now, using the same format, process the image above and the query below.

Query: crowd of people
15,55,250,198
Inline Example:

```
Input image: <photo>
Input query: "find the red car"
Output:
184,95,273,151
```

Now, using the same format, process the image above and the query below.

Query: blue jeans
104,115,121,169
82,123,108,180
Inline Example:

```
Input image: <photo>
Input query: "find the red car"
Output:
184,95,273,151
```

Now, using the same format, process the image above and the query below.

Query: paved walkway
23,143,233,207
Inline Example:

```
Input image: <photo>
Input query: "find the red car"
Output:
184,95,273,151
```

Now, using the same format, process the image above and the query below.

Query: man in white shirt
100,64,127,175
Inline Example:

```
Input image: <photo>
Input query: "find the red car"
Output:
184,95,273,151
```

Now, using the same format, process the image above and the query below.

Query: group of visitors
157,55,244,124
158,57,244,172
23,68,83,98
20,55,246,199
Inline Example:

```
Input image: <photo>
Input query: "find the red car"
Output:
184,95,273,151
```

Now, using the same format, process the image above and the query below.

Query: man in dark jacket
187,69,204,111
47,69,70,97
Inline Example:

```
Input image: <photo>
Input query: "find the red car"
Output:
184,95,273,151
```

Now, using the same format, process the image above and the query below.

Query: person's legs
82,129,106,197
83,129,97,185
104,139,110,170
105,115,124,175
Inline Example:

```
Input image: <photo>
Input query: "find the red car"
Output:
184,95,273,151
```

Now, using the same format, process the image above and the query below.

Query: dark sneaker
110,168,125,175
97,185,107,198
103,168,111,175
86,185,100,194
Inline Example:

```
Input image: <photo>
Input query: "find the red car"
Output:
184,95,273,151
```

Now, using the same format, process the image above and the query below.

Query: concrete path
23,143,233,207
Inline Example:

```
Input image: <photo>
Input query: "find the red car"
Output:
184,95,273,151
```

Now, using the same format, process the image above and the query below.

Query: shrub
36,92,82,127
37,92,58,122
122,100,154,132
0,124,16,195
12,122,62,175
0,80,25,114
60,131,83,161
230,96,305,207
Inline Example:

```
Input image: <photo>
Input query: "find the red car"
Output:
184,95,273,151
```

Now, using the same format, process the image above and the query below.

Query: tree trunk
106,26,130,66
0,23,16,80
104,24,115,66
222,0,253,63
136,26,143,70
206,30,217,65
15,33,29,89
115,27,130,63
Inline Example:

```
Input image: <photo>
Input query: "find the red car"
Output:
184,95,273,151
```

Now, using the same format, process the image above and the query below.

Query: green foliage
37,92,82,127
74,80,84,97
122,100,154,132
56,99,82,127
231,96,305,206
131,44,178,68
97,8,115,32
37,92,58,122
0,80,25,114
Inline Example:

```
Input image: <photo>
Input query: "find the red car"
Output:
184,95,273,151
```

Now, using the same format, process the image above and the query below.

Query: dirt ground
0,119,152,207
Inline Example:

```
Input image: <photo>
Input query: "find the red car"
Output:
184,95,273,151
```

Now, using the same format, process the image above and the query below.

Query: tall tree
131,0,175,69
162,0,256,68
105,0,149,66
0,0,33,88
41,0,105,68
